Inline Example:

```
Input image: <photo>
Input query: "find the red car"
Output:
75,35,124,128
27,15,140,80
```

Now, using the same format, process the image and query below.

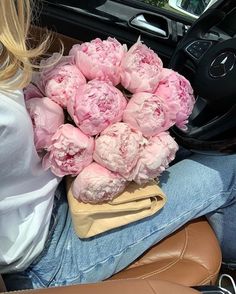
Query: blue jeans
3,152,236,290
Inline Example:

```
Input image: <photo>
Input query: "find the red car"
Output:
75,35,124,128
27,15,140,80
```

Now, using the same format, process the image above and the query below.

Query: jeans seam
30,218,70,288
27,270,48,288
29,183,68,288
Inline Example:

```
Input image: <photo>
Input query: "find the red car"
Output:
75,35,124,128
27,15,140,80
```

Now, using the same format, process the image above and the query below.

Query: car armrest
1,279,200,294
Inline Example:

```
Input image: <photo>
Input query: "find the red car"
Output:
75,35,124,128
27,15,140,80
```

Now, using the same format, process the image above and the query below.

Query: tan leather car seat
28,27,222,287
109,218,221,286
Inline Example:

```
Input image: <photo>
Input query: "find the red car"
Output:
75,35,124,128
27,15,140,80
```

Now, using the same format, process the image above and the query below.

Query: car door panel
39,0,193,66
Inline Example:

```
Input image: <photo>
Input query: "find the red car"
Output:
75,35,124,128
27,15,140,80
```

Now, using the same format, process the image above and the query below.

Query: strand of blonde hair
0,0,51,90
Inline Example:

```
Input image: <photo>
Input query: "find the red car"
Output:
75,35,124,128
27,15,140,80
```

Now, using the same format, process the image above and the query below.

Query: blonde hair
0,0,50,90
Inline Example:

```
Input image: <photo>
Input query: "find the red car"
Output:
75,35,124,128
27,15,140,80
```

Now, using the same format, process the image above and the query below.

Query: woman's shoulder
0,70,25,103
0,87,23,98
0,88,25,111
0,88,31,140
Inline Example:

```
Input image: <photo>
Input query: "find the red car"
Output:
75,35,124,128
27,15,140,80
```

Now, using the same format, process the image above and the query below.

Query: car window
179,0,210,15
121,0,217,19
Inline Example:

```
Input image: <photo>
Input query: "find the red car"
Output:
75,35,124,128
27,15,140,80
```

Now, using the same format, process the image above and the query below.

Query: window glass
135,0,194,18
178,0,210,16
135,0,216,18
140,0,167,8
137,0,177,11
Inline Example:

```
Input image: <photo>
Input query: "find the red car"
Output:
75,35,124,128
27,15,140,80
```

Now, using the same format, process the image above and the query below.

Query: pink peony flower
67,80,127,136
120,40,163,93
41,53,86,108
72,162,127,203
26,97,64,151
93,122,147,180
42,124,94,177
130,132,179,184
24,83,44,101
40,53,68,89
155,68,195,130
123,92,177,137
69,37,127,86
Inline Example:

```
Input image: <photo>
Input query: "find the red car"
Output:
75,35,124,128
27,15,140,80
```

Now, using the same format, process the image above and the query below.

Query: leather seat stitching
137,259,180,279
124,227,189,279
146,280,160,294
179,226,221,276
180,227,188,259
123,258,218,280
197,262,222,285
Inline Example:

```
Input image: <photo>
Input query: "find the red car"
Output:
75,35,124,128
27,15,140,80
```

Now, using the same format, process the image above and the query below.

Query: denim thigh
5,153,236,289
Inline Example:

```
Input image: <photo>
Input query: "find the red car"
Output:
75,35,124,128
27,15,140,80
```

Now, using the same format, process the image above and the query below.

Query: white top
0,87,60,273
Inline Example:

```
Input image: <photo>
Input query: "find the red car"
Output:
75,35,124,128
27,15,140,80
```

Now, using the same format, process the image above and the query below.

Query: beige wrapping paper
67,180,167,238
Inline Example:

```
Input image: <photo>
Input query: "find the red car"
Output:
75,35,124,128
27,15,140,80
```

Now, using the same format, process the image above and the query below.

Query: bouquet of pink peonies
24,37,195,204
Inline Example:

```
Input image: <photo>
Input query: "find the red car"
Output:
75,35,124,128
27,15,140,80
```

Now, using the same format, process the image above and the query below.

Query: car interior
0,0,235,293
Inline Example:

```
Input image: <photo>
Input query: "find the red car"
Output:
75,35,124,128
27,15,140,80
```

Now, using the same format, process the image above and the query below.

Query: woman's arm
0,89,59,273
